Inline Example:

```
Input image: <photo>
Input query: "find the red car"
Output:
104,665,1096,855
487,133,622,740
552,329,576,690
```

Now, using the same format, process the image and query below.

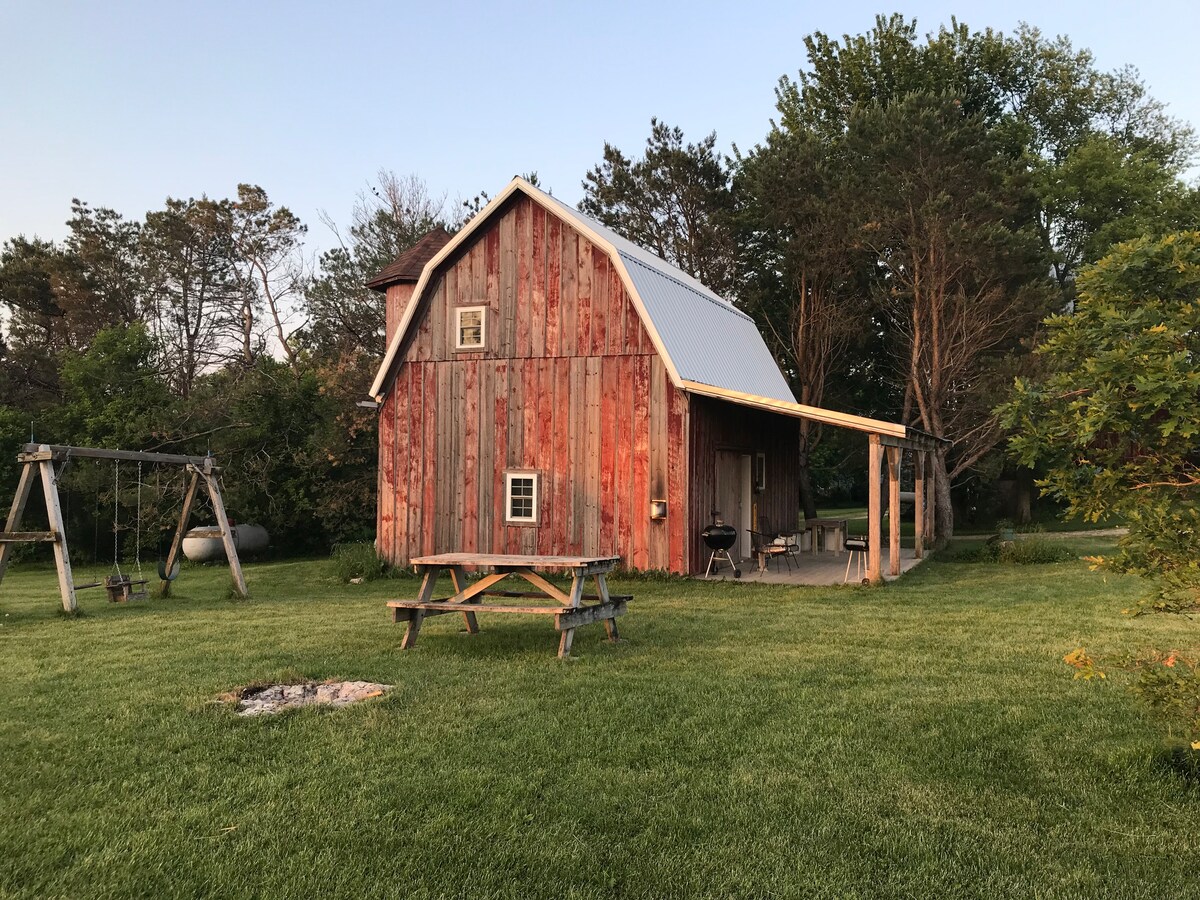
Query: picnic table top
410,553,622,569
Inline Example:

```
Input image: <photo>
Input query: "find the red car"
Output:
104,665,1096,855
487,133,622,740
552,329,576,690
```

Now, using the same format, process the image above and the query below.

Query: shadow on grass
1153,745,1200,788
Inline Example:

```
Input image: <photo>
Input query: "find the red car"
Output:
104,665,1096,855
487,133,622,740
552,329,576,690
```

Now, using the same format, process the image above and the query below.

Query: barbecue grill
701,523,741,579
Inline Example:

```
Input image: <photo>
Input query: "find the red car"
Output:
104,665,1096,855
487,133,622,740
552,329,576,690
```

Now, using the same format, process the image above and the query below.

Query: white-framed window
504,470,539,524
454,305,486,350
754,452,767,492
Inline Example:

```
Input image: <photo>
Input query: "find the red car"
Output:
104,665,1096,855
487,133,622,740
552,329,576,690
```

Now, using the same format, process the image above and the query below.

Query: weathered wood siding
687,397,802,573
377,195,689,572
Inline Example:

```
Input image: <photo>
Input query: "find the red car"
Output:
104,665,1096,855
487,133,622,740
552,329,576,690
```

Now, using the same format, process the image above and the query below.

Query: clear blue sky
2,0,1197,254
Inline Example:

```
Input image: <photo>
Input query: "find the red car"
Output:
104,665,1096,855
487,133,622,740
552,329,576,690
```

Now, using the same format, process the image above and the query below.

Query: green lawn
1,544,1196,899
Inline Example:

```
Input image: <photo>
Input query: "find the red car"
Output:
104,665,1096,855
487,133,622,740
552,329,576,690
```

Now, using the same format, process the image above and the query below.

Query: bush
330,542,394,583
999,536,1076,564
957,535,1075,564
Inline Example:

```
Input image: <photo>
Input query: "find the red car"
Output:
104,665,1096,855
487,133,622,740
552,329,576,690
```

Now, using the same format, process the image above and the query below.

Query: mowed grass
1,544,1197,899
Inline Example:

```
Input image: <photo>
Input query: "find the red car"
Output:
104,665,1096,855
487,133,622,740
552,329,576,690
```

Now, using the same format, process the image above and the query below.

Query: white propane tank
181,524,270,562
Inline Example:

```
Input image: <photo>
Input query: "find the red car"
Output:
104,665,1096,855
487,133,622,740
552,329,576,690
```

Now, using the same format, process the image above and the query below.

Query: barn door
715,451,753,560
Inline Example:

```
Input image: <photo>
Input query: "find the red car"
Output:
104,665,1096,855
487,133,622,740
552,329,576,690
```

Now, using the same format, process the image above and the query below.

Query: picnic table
387,553,628,658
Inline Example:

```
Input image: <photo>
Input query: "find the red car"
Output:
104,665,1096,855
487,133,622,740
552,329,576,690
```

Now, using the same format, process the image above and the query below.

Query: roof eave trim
369,177,688,400
680,380,909,439
369,179,528,399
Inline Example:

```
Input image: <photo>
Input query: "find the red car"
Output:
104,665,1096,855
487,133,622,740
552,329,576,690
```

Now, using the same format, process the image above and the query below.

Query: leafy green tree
1003,232,1200,610
1002,231,1200,751
0,236,69,403
845,92,1053,538
736,128,872,519
774,14,1196,301
53,324,174,450
581,118,737,297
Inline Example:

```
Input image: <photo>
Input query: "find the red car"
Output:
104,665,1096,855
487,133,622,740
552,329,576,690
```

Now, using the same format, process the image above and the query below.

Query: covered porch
683,381,946,585
726,545,926,586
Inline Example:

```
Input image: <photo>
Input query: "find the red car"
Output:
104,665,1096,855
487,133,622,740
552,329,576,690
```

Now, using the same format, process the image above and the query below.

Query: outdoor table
387,554,627,658
804,518,848,553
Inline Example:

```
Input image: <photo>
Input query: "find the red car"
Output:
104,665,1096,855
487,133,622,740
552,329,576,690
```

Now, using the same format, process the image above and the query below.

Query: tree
306,171,451,358
581,119,737,297
1003,232,1200,610
1001,231,1200,751
53,324,173,451
845,93,1054,539
231,184,307,369
737,129,872,519
57,200,144,339
775,15,1197,303
766,14,1195,530
0,236,72,404
141,196,246,397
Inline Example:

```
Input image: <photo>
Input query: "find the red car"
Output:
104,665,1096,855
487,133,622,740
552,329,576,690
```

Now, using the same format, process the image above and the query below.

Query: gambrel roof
368,177,797,404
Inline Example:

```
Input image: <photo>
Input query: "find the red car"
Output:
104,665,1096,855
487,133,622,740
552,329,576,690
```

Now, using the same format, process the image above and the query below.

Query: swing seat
104,574,148,603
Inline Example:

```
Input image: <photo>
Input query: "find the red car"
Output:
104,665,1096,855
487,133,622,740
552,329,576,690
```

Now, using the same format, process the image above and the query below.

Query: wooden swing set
0,444,247,612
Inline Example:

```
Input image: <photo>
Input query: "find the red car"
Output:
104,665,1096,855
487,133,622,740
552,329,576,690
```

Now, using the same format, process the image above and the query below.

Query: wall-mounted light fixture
650,499,667,520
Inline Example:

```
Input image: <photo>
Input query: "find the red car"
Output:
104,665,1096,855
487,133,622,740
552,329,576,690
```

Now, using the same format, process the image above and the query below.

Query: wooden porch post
913,451,925,559
867,434,882,584
887,446,901,577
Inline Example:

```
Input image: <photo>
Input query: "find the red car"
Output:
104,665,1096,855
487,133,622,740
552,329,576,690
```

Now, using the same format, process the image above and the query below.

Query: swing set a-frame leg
197,466,247,599
0,455,78,613
159,470,200,598
0,461,37,587
40,458,77,612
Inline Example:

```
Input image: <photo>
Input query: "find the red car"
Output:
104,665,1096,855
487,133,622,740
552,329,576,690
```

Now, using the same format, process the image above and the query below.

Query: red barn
368,178,937,579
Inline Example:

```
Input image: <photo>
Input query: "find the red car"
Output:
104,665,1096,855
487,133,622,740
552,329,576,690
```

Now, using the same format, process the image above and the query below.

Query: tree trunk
933,444,954,544
797,440,818,523
1015,467,1033,525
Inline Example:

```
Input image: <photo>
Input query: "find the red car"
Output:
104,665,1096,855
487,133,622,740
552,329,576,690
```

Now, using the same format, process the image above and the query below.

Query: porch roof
679,381,946,451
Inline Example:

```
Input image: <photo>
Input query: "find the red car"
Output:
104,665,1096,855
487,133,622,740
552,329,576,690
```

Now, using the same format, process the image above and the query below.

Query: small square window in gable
455,305,486,351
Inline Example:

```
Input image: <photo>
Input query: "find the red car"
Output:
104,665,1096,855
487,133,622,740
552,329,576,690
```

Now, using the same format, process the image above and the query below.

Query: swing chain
113,461,122,578
135,461,143,579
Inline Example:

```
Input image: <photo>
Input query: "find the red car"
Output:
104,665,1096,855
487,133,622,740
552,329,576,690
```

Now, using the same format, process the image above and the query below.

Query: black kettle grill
701,523,741,579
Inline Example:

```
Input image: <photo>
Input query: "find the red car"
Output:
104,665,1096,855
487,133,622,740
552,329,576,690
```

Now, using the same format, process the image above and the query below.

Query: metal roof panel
618,253,796,403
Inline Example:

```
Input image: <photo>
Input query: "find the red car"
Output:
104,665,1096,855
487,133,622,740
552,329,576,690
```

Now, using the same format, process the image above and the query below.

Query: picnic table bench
387,553,627,658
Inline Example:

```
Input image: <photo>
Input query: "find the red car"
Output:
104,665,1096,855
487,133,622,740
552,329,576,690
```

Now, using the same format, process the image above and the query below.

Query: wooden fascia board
680,380,909,439
368,177,687,400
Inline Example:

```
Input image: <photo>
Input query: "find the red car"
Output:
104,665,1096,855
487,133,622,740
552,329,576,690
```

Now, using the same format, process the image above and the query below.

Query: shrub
957,535,1075,564
998,536,1076,564
330,542,394,583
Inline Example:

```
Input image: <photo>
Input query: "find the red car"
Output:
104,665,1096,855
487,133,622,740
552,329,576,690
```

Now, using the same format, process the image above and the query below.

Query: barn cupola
366,226,454,342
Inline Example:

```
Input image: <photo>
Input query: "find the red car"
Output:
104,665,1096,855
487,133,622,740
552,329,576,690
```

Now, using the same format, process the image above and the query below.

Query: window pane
458,309,483,347
508,476,536,520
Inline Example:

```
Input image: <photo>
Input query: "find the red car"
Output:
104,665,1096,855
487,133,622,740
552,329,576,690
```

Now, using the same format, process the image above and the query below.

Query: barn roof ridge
368,177,796,405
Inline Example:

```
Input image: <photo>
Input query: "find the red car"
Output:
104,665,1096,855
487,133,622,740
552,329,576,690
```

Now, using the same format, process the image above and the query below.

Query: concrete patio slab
698,547,928,586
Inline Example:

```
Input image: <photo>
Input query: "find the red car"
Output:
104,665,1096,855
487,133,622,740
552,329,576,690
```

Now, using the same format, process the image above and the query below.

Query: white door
716,451,754,560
